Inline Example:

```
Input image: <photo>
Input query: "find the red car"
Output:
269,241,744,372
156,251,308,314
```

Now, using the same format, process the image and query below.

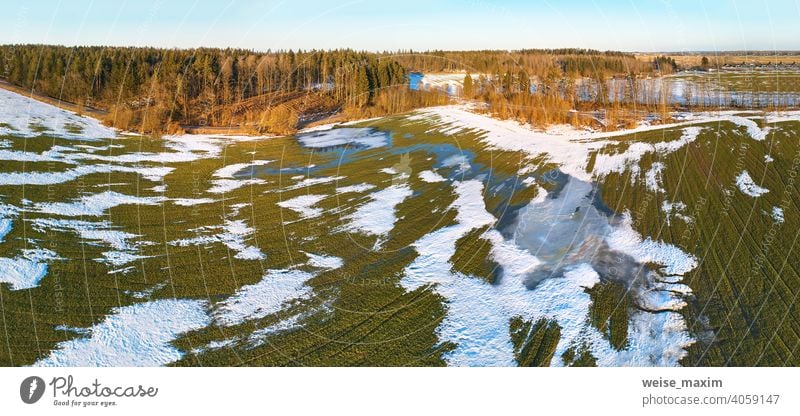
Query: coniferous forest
0,45,678,134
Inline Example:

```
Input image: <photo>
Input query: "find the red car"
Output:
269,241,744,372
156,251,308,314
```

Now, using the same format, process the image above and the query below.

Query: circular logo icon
20,376,45,404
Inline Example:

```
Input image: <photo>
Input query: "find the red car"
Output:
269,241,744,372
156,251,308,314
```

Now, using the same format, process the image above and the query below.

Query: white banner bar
1,367,797,415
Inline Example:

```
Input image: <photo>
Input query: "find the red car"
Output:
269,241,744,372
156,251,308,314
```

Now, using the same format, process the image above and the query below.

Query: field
1,87,799,366
636,53,800,68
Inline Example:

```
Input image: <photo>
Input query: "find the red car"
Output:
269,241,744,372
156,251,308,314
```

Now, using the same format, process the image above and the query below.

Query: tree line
0,44,666,134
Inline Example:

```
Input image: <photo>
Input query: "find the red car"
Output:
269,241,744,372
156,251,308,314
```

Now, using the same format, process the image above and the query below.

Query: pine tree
354,66,370,107
463,73,474,98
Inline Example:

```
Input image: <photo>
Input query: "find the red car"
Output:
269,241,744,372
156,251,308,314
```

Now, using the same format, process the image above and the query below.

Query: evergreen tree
462,73,474,98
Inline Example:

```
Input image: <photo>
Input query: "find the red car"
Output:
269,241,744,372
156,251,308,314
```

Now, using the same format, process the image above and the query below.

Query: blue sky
1,0,798,51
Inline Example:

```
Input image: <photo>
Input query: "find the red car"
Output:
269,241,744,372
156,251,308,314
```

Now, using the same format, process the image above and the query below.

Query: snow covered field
0,86,794,367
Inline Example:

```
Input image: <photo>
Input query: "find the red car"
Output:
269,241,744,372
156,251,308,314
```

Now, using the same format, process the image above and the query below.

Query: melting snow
207,178,265,194
34,299,210,366
0,164,174,185
35,191,165,216
214,269,314,326
31,218,149,268
341,184,412,237
593,127,702,179
212,160,272,179
402,172,698,366
0,88,116,139
0,202,18,242
171,198,217,206
662,201,692,225
645,162,666,193
0,248,60,290
304,252,344,270
735,170,769,197
171,219,265,261
772,206,785,224
335,183,376,194
419,170,446,183
719,115,769,141
297,128,390,150
277,194,327,219
285,176,344,191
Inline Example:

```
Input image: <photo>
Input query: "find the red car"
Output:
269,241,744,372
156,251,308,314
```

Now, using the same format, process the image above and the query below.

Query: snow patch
341,184,412,238
735,170,769,197
0,249,59,290
31,218,149,267
34,299,210,366
212,160,272,178
277,194,327,219
593,127,701,179
171,198,217,206
335,183,376,194
419,170,446,183
0,88,116,139
171,219,265,261
296,127,389,150
35,191,165,216
304,252,344,270
645,162,666,193
772,206,785,224
208,178,265,194
719,115,769,141
0,165,174,185
214,269,314,326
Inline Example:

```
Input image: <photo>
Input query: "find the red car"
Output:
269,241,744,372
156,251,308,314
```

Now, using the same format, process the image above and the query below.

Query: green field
1,98,799,366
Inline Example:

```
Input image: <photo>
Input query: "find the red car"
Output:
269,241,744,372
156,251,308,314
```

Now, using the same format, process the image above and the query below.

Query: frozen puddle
296,127,390,150
402,173,698,366
34,299,210,366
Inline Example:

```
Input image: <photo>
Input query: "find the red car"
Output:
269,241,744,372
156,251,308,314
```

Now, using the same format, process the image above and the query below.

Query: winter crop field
1,86,798,367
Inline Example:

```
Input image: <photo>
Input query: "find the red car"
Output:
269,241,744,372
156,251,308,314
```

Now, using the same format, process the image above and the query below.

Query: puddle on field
509,173,648,290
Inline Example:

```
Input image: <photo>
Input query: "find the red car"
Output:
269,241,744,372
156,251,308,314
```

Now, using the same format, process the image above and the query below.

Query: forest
0,45,673,134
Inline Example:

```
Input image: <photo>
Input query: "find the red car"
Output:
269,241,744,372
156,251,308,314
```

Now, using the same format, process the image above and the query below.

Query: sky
0,0,798,52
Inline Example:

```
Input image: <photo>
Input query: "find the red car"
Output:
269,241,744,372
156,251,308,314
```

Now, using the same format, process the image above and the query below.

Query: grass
587,281,630,351
509,316,561,367
562,343,598,367
672,71,800,94
450,226,499,284
598,120,800,366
